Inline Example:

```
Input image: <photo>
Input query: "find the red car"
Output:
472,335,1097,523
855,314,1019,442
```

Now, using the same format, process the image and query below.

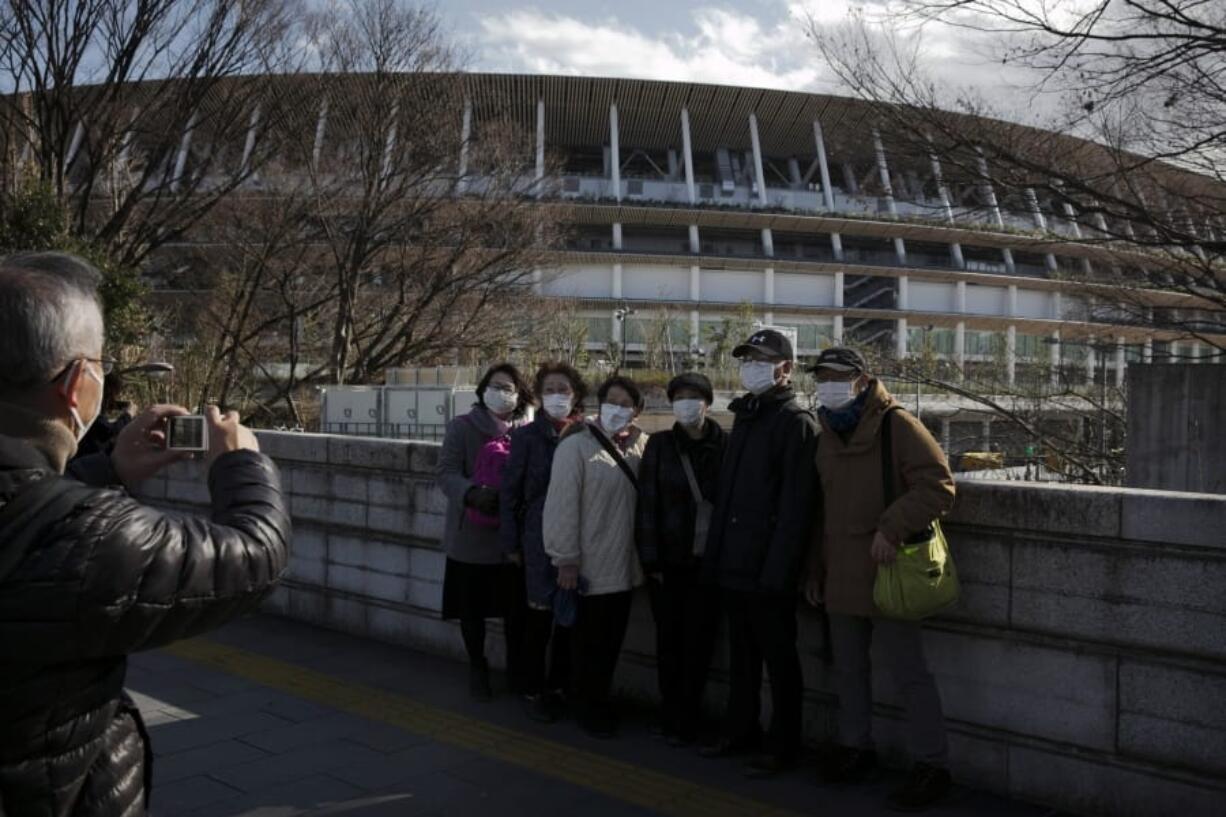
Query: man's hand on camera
111,404,193,488
206,405,260,465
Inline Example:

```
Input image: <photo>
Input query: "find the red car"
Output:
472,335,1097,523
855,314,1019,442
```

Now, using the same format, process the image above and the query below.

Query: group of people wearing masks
437,329,957,812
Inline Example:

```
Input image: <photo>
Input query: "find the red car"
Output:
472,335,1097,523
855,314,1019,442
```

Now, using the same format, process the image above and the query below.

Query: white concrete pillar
761,228,774,258
833,314,845,344
956,322,966,371
1007,284,1018,317
457,98,472,192
532,268,542,295
609,103,621,201
898,276,910,310
872,128,906,263
611,223,623,250
813,118,843,260
834,271,845,308
764,267,775,306
788,157,802,187
535,98,546,183
749,112,768,207
1143,337,1154,363
688,224,700,254
1050,331,1061,386
897,318,908,359
929,146,964,268
1006,325,1017,386
312,101,329,171
1086,338,1097,385
667,149,679,180
690,310,700,347
690,266,701,301
681,108,696,204
64,121,85,169
1052,291,1064,319
976,150,1015,273
239,105,261,177
1115,337,1127,386
1191,342,1203,363
171,109,199,191
1169,341,1180,363
956,281,967,314
612,264,623,298
379,104,399,185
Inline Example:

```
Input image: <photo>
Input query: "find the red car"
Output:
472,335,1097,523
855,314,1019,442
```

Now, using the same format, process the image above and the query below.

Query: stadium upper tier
18,72,1223,377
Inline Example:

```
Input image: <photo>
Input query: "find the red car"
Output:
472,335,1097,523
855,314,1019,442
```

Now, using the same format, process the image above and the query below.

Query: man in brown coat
803,348,956,812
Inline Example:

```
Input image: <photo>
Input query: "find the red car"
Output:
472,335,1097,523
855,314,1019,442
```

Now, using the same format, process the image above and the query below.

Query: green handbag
872,407,960,620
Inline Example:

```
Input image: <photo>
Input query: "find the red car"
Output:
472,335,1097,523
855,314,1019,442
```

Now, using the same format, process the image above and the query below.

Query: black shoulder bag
587,423,638,489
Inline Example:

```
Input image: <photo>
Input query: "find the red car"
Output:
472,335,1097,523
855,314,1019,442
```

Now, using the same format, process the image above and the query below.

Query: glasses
48,356,116,383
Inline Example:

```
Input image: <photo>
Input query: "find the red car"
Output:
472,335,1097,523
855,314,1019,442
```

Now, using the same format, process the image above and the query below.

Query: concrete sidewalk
127,615,1066,817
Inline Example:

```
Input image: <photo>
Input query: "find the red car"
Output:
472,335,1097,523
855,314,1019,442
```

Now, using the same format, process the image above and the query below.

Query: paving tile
151,711,293,756
177,773,366,817
151,773,242,814
209,739,388,793
155,739,271,783
328,742,479,791
235,711,424,755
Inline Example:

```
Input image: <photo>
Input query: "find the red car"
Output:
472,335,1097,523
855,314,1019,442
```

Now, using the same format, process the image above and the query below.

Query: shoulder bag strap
588,423,638,489
672,436,704,505
880,405,904,509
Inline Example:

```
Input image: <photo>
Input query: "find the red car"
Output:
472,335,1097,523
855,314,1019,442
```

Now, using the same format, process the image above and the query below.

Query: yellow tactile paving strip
165,638,807,817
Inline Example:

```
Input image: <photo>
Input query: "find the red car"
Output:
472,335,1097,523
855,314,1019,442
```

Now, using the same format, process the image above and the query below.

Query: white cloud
474,5,833,91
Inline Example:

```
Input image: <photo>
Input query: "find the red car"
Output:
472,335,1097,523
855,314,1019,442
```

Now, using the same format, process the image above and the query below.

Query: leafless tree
807,1,1226,356
0,0,300,268
151,0,558,423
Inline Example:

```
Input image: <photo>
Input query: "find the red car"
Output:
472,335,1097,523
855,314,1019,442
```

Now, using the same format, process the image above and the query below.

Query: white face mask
740,361,778,396
483,387,517,415
541,393,573,420
600,403,634,434
817,380,858,410
672,398,706,428
65,359,105,443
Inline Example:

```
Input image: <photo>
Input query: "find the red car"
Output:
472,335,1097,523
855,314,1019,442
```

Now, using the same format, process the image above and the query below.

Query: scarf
819,388,870,435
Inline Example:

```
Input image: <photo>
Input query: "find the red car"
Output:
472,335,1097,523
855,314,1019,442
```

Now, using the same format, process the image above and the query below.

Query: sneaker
817,745,878,785
887,762,951,812
743,751,799,779
469,662,493,701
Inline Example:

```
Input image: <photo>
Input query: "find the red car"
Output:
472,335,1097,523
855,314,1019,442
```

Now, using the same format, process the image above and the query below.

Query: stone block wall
136,431,1226,817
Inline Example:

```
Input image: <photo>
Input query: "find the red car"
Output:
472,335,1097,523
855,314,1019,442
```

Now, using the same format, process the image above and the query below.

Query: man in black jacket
0,253,291,817
700,329,819,777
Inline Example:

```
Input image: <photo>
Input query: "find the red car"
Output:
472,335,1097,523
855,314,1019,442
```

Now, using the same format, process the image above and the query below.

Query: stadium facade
24,72,1225,383
449,74,1220,383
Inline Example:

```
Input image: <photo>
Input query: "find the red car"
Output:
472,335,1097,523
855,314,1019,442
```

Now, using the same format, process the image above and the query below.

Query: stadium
438,73,1224,384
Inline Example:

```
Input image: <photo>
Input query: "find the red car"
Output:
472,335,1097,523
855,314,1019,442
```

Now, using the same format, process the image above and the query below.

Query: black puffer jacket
701,387,819,595
0,436,291,817
635,418,727,572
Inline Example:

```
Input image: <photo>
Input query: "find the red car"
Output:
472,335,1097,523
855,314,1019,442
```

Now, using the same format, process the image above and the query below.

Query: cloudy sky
441,1,1037,103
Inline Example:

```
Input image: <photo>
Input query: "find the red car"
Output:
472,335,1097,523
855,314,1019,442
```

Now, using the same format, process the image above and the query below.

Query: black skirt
441,558,523,621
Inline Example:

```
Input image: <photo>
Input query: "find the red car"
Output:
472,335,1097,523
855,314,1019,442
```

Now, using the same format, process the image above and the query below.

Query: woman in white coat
542,375,648,738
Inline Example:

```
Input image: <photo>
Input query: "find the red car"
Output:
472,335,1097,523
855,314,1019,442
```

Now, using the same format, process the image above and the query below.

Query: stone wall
1127,362,1226,494
136,431,1226,817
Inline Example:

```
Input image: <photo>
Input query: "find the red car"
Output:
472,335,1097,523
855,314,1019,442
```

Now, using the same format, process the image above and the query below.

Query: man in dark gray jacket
700,329,819,777
0,253,291,817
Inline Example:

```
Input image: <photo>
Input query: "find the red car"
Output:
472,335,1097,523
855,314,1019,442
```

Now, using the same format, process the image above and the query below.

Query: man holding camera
0,253,291,817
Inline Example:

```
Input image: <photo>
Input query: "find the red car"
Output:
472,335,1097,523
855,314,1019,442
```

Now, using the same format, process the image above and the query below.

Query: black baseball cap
732,329,793,361
808,347,868,374
667,372,714,404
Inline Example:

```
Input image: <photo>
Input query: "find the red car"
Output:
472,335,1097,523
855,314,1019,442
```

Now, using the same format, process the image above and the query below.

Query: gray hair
0,252,106,394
